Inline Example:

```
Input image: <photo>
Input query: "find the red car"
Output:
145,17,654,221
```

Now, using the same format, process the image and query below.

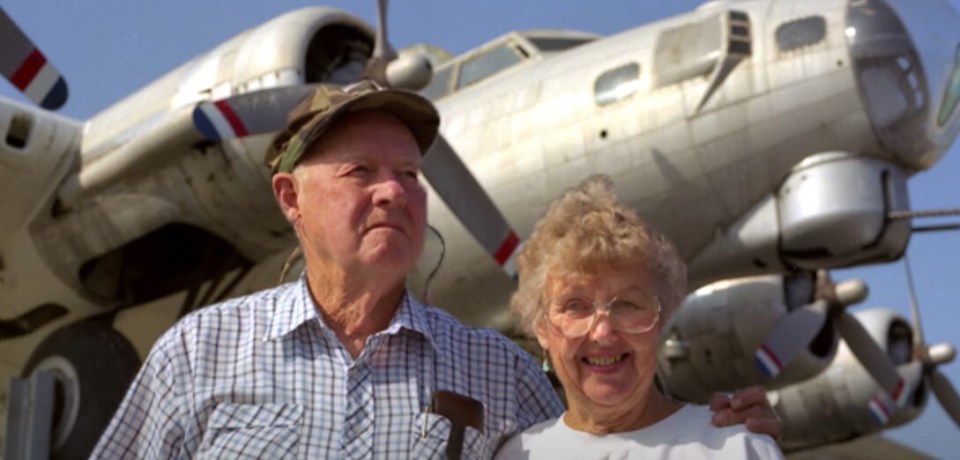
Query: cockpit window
938,44,960,126
527,37,594,52
457,44,524,90
776,16,827,52
595,63,641,106
653,15,722,88
421,66,454,101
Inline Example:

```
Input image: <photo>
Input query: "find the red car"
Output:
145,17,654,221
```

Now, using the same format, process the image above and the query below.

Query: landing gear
21,321,140,460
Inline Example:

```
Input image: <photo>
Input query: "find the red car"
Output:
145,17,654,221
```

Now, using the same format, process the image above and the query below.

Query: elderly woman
495,176,782,459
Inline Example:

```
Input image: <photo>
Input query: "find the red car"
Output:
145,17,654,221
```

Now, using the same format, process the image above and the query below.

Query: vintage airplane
0,0,958,458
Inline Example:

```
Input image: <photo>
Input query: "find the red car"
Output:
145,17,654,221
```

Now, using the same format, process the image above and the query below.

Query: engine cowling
770,308,924,452
657,273,838,403
688,152,911,289
31,8,380,309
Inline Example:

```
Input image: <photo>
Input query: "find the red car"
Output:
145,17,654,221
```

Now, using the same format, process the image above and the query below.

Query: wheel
22,321,141,460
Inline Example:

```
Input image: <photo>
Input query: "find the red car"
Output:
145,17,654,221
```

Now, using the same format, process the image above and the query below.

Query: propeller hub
929,343,957,366
386,53,434,91
834,279,869,306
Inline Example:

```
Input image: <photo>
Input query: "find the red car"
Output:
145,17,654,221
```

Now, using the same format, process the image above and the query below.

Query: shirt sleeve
90,326,190,459
512,351,564,432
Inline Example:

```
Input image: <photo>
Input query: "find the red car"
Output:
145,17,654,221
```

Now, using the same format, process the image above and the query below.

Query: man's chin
359,246,418,272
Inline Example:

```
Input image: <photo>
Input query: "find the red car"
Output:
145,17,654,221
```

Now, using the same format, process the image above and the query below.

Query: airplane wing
786,435,932,460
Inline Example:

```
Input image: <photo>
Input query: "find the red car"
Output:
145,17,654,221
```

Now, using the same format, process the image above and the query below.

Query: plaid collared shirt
91,277,563,459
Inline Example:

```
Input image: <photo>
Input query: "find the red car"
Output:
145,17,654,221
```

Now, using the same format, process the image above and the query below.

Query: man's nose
373,172,409,207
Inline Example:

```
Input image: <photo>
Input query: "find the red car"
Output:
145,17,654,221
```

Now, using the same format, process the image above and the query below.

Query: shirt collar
382,291,435,348
264,275,435,348
264,275,319,341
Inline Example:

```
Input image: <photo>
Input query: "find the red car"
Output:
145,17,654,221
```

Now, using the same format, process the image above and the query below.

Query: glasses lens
610,299,659,334
547,296,659,338
548,297,593,337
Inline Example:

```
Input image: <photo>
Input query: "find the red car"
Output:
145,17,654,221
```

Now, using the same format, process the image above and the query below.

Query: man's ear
272,172,300,224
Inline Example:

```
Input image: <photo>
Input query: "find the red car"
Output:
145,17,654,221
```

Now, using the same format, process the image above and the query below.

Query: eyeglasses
544,294,661,339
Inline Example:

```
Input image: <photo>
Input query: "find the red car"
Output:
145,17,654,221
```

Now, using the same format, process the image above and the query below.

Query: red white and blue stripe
0,8,68,110
193,100,249,141
868,395,892,425
754,344,784,378
868,378,905,425
9,49,67,110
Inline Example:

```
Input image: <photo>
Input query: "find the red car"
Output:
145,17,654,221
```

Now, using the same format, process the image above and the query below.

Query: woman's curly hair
510,175,687,337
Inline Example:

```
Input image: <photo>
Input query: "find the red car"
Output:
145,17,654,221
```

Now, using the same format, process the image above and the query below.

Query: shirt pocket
412,412,488,460
198,403,303,460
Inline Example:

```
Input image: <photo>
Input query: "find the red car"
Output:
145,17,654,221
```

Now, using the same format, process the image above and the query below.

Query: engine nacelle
657,274,837,403
771,308,925,452
31,8,380,308
688,152,911,288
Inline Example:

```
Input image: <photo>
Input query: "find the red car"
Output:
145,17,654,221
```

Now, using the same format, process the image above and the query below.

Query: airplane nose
845,0,960,170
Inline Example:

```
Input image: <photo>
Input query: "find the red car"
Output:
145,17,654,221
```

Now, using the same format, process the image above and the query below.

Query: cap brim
275,89,439,173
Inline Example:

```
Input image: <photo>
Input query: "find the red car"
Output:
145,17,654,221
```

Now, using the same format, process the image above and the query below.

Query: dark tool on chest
431,390,485,460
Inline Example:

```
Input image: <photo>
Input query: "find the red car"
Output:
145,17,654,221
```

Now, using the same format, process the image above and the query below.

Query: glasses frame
542,294,662,339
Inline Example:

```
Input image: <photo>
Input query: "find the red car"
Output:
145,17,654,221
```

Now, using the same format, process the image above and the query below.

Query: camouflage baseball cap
268,80,440,174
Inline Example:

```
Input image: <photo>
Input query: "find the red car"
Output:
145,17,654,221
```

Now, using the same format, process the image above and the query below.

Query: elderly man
92,82,778,459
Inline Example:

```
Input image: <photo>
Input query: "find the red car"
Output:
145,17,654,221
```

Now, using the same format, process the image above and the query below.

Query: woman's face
535,265,662,412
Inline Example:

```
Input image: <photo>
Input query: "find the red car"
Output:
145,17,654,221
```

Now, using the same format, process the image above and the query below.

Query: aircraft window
422,66,454,100
5,112,33,149
595,63,641,106
653,15,722,88
776,16,826,52
457,44,524,89
527,37,593,52
937,44,960,126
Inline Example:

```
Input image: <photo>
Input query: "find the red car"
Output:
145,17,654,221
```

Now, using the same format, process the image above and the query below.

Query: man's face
275,111,427,279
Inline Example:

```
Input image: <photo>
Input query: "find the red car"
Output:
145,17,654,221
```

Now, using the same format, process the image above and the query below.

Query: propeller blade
422,135,520,276
840,313,904,398
898,361,924,405
930,369,960,427
192,85,320,141
373,0,397,61
754,300,829,379
867,390,896,426
0,7,68,109
866,361,923,426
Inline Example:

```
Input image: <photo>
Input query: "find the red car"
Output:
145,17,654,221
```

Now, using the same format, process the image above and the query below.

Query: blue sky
1,0,956,457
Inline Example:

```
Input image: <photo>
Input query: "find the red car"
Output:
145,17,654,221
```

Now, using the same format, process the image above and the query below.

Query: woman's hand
709,386,781,440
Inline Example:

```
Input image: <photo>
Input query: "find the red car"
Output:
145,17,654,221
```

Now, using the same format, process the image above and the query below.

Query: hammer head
431,390,485,433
